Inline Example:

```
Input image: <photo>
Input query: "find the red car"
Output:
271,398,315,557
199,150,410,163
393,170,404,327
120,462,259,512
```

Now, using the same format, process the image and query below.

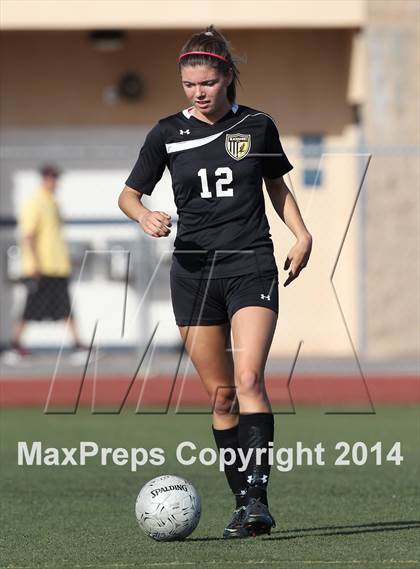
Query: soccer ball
135,475,201,541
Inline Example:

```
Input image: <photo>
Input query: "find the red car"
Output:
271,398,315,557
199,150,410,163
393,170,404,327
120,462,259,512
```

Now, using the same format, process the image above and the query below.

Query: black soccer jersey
126,104,293,278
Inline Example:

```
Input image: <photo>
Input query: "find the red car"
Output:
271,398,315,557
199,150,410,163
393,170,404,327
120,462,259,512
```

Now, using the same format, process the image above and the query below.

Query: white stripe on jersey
165,110,273,155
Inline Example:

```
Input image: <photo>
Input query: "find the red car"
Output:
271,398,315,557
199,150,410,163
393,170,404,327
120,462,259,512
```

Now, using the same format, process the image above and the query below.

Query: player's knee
212,387,237,415
236,370,263,397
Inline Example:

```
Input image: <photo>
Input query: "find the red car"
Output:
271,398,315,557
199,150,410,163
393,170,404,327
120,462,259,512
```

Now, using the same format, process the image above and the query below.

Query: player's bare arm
264,176,312,286
118,185,171,238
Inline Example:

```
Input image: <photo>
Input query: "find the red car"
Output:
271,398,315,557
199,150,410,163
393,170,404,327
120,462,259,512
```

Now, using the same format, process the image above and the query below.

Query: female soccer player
119,26,312,538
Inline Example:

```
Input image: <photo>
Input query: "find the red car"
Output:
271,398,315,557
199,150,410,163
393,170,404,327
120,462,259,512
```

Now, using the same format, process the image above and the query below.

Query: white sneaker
1,347,32,366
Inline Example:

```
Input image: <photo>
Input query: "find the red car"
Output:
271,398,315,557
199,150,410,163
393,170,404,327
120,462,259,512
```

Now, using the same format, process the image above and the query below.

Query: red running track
0,374,419,408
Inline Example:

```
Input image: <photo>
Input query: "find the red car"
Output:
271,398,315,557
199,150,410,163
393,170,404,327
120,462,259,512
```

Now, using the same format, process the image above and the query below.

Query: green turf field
1,405,419,569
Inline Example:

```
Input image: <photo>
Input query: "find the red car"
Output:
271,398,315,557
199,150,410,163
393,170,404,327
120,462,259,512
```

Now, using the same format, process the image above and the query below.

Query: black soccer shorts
170,271,279,326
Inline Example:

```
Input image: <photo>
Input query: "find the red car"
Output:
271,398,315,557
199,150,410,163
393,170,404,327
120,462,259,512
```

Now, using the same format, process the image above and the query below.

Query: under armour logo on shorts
179,129,190,135
260,293,271,301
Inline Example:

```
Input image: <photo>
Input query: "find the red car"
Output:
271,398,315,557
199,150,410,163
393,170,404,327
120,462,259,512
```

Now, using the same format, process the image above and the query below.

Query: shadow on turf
188,521,420,542
265,520,420,541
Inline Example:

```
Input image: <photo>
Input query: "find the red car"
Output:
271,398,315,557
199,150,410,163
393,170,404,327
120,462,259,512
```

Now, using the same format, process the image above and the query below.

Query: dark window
301,134,323,188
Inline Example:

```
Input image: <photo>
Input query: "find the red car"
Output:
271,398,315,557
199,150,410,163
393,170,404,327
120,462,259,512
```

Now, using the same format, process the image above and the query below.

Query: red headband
179,51,228,63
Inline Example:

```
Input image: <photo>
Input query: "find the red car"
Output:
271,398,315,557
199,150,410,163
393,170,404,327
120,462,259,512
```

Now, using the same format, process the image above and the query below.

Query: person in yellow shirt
10,164,84,358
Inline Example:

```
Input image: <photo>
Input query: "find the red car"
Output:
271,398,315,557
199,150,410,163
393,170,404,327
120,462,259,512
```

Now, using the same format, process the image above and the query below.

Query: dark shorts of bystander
22,276,72,321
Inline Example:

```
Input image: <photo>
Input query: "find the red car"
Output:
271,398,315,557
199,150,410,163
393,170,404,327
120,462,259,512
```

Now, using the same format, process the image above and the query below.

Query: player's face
181,65,232,118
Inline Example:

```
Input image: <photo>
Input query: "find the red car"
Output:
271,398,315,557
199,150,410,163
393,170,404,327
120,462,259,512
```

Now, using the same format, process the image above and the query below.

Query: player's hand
283,233,312,287
138,211,172,238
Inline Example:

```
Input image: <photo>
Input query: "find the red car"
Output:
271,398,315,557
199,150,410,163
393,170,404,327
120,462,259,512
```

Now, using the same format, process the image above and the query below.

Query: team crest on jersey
225,133,251,160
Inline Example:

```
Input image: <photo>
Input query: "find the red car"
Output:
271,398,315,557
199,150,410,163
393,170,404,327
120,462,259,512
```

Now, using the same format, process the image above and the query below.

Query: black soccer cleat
222,506,249,539
242,498,276,537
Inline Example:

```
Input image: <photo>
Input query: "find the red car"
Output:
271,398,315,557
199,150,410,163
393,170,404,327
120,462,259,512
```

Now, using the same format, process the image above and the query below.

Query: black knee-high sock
238,412,274,506
212,425,248,508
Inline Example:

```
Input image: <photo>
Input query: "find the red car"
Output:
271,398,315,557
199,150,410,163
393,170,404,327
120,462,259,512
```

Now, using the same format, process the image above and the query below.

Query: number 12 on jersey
198,167,233,198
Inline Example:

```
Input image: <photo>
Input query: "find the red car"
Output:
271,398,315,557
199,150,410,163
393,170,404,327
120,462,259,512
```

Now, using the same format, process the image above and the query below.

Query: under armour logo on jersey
260,294,271,301
179,129,190,135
